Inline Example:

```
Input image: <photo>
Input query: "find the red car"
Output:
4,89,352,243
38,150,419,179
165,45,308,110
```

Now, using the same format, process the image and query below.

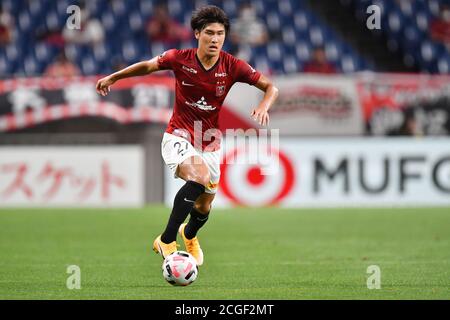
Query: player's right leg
153,133,210,260
169,159,210,264
177,148,220,265
153,157,209,259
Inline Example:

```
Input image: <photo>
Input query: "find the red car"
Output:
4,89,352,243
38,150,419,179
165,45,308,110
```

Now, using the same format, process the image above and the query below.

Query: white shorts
161,132,221,194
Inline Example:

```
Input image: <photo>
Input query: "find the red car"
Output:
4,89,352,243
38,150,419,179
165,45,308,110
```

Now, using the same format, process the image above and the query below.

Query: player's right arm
95,56,160,96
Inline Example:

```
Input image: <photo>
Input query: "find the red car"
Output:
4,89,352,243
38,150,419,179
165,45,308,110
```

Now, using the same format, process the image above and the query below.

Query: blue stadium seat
340,54,357,73
138,0,154,18
127,11,145,33
222,0,237,17
277,0,294,17
427,0,441,17
101,11,116,33
92,43,109,64
293,11,311,32
64,44,87,64
386,10,403,37
281,26,297,46
1,0,21,16
121,40,141,64
44,10,66,31
110,0,128,19
402,25,421,50
325,41,343,63
308,25,325,47
33,43,55,65
5,44,22,67
252,0,266,16
253,54,271,74
80,55,98,75
0,53,9,75
266,42,283,63
415,10,430,32
397,0,416,18
295,41,311,62
282,55,299,74
22,54,41,76
418,41,440,70
55,0,73,16
167,0,183,18
16,11,33,33
265,12,281,34
84,0,108,17
436,53,450,74
150,43,168,58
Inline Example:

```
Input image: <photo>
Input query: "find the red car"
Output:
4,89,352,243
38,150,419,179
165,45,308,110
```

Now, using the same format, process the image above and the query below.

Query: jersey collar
195,52,221,72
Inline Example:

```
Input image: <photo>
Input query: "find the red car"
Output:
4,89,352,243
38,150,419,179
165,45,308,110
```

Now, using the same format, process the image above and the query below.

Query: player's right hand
96,76,115,96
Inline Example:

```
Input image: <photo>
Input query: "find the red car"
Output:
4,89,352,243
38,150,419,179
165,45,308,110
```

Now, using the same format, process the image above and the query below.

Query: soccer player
96,5,279,266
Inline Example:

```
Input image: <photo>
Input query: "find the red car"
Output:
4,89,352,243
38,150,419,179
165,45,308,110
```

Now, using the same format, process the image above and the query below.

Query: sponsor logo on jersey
182,81,195,86
173,129,189,139
182,65,198,74
215,72,227,77
186,96,216,111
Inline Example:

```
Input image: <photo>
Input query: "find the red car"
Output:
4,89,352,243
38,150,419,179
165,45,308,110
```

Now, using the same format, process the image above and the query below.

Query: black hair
190,5,230,34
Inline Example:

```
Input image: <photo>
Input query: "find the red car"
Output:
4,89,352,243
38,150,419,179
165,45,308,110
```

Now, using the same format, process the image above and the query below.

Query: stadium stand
347,0,450,74
0,0,374,77
0,0,448,77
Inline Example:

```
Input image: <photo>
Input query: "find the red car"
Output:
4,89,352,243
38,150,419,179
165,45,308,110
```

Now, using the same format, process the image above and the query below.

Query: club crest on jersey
216,80,226,97
216,85,225,97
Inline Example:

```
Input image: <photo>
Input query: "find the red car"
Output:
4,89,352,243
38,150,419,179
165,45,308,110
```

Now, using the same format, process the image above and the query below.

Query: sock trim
186,180,206,194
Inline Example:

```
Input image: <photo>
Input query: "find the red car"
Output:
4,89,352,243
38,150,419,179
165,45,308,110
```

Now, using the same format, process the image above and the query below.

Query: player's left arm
251,74,279,126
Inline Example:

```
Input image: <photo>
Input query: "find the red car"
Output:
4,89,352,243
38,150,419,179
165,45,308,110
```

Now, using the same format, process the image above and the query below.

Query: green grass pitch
0,207,449,299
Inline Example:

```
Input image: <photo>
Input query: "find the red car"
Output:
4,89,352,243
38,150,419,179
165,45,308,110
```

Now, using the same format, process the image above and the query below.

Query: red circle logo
220,147,295,206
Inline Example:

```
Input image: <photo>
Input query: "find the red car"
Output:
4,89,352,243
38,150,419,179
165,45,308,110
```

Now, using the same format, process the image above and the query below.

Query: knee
194,202,211,214
191,171,211,188
179,161,211,188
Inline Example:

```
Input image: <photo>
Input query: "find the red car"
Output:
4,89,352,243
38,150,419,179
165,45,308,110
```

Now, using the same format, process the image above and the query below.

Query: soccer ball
162,251,198,286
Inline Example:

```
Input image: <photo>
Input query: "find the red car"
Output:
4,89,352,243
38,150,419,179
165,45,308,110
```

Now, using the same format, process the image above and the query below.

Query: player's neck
196,49,220,70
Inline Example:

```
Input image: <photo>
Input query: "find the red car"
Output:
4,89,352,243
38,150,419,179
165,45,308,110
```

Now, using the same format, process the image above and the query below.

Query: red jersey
157,48,261,151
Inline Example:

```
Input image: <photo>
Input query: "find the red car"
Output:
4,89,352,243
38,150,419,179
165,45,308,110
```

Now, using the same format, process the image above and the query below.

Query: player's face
195,23,226,57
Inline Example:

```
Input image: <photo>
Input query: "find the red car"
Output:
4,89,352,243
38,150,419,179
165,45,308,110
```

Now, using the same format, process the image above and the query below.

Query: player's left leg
179,193,214,266
184,193,214,238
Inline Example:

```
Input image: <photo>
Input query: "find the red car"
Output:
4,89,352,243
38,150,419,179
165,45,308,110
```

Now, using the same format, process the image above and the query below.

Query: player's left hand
251,107,270,126
96,76,115,97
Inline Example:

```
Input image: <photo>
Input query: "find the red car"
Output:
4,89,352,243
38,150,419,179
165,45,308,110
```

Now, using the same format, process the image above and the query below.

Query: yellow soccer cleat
153,235,178,259
179,223,204,266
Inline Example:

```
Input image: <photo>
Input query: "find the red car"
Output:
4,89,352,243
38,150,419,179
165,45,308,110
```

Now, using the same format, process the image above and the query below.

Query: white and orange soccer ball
162,251,198,286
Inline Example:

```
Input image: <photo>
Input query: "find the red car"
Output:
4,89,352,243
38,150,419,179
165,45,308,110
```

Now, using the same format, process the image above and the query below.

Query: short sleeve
234,59,261,85
157,49,178,70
